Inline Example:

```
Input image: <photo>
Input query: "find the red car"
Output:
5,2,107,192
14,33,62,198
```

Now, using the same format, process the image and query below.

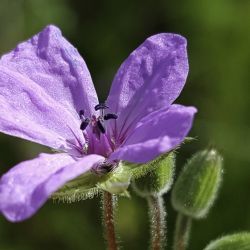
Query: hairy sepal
51,171,105,202
51,151,176,202
52,163,131,202
131,152,175,197
203,232,250,250
122,152,175,180
97,165,131,195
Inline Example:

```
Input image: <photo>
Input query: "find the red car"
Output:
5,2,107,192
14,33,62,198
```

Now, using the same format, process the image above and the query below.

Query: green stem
147,195,166,250
102,191,118,250
173,213,192,250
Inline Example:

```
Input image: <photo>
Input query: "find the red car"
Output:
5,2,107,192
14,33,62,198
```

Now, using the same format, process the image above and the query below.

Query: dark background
0,0,250,249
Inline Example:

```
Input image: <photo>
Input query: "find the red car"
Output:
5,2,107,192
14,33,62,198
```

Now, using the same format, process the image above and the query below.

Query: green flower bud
203,232,250,250
132,152,175,197
171,149,223,219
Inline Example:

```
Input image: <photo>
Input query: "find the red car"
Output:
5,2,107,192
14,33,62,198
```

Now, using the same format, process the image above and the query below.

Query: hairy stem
102,191,118,250
147,195,166,250
173,213,192,250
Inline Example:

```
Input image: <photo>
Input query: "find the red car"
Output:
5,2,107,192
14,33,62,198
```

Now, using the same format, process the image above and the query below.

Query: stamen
79,110,85,119
97,120,105,133
79,104,117,135
104,113,118,120
80,118,90,131
94,103,109,111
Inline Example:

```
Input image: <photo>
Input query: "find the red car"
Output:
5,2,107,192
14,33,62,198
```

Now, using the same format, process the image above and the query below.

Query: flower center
77,103,118,158
79,103,117,134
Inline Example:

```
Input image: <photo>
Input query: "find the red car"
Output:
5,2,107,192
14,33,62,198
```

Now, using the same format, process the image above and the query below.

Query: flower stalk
102,191,118,250
132,153,175,250
147,195,166,250
173,213,192,250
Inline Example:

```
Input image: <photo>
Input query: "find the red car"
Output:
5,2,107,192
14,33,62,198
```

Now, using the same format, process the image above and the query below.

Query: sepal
97,165,131,194
131,153,175,197
52,151,176,201
51,171,104,202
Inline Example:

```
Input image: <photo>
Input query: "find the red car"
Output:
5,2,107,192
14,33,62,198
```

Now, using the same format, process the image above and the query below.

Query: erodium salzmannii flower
0,25,196,222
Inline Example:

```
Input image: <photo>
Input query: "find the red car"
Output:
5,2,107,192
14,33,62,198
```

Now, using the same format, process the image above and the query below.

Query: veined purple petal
0,66,84,153
0,153,104,222
106,33,188,142
0,25,98,117
109,105,197,163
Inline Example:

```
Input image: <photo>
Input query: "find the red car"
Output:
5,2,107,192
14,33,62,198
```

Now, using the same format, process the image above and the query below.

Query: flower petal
0,25,98,117
106,33,188,141
0,66,84,153
0,153,104,222
110,105,197,163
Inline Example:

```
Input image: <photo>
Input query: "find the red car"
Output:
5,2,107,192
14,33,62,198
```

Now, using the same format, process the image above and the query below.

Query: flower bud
171,149,223,219
203,233,250,250
132,153,175,197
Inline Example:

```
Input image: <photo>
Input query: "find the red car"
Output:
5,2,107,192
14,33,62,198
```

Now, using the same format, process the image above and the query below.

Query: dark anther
97,120,105,133
79,109,84,116
80,118,90,131
104,113,118,120
94,103,109,111
79,110,84,119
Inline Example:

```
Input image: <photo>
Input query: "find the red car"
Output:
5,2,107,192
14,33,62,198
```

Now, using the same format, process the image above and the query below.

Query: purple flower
0,25,196,222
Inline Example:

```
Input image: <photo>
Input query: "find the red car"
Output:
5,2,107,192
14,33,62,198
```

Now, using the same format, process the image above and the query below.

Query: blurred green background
0,0,250,249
